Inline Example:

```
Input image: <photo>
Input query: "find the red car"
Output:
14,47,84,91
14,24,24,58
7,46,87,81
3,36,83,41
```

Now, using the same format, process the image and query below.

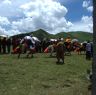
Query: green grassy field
0,53,92,95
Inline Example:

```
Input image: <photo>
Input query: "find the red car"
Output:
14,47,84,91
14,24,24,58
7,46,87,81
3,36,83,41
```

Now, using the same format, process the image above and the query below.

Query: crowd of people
0,37,11,54
0,37,49,54
0,35,93,62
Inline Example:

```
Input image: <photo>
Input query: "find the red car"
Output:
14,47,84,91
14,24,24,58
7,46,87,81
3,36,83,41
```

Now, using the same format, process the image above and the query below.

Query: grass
0,53,92,95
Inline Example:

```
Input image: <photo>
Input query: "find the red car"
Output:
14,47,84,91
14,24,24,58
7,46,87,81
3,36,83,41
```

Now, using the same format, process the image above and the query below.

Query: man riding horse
16,35,36,58
64,36,72,55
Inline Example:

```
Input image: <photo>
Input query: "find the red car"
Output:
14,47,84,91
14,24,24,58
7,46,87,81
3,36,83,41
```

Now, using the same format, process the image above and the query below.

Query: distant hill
11,29,54,40
54,31,93,42
11,29,93,42
54,32,75,39
68,31,93,42
32,29,54,40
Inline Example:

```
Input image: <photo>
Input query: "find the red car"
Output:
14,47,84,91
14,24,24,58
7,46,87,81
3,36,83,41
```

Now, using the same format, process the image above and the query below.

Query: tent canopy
71,39,78,43
0,35,8,37
50,39,57,42
0,35,8,38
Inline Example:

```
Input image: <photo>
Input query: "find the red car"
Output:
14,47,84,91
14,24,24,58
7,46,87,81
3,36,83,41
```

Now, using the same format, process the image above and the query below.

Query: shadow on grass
56,62,65,65
17,55,38,59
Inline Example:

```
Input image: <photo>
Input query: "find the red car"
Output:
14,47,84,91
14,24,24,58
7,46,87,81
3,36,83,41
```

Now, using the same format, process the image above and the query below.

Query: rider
20,34,35,50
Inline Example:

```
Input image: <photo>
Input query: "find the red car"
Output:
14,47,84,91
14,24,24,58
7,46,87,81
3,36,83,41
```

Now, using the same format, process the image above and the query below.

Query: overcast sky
0,0,93,36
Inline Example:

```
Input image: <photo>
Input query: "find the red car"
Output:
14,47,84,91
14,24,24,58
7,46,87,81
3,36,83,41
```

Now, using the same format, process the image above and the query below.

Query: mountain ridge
11,29,93,42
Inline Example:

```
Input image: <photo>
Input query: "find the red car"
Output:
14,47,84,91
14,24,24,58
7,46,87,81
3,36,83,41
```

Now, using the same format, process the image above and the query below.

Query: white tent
71,39,78,43
0,35,8,38
83,41,87,43
50,39,57,42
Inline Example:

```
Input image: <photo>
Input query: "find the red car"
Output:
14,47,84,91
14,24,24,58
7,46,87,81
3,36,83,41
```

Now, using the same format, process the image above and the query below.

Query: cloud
56,0,77,4
0,0,73,36
0,25,21,37
2,0,12,5
0,0,93,37
20,0,68,17
82,0,93,12
7,0,72,35
0,16,10,25
81,16,92,23
11,17,35,33
0,26,6,35
87,6,93,12
69,16,93,33
0,0,29,18
82,0,90,8
6,29,21,36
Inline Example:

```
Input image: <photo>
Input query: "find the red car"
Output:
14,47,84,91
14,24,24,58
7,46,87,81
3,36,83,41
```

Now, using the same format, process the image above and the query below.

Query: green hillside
32,29,54,40
54,32,76,39
11,29,93,42
68,31,93,42
11,29,54,40
55,32,71,38
53,31,92,42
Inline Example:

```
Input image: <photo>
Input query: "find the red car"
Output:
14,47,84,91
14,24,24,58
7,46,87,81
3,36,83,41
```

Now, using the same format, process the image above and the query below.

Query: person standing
86,41,92,60
56,38,65,64
1,37,6,54
6,38,11,53
0,38,1,53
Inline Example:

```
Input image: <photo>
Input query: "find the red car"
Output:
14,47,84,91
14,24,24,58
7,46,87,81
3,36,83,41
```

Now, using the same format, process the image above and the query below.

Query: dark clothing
86,51,91,60
12,38,17,51
26,39,34,49
56,42,64,63
1,38,6,54
0,39,1,53
6,38,11,53
86,42,92,60
91,43,93,57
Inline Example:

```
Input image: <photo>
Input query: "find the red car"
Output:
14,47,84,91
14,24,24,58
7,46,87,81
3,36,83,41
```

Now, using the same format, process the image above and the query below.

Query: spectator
6,38,11,53
86,41,92,60
91,42,93,57
1,37,6,54
0,38,1,53
12,38,17,52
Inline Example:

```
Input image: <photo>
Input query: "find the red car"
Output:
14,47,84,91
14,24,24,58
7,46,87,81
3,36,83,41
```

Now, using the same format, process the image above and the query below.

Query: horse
44,44,56,57
13,43,36,58
75,43,86,55
64,42,72,55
